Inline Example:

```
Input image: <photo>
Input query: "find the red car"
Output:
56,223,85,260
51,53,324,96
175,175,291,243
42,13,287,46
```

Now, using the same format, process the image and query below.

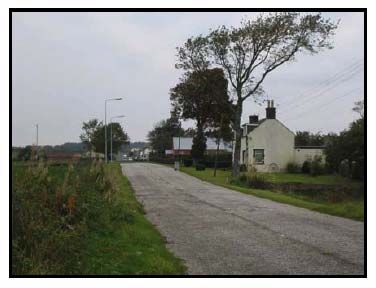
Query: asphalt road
121,162,364,275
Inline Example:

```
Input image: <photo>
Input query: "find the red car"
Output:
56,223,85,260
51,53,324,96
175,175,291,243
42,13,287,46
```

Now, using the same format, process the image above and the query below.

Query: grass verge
12,160,185,275
80,163,186,275
179,167,364,221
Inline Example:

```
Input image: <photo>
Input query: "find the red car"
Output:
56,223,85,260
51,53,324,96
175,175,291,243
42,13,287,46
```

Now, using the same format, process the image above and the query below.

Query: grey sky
12,12,364,146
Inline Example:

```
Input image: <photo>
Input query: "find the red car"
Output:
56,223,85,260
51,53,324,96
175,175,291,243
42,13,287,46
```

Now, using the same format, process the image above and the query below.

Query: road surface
121,162,364,275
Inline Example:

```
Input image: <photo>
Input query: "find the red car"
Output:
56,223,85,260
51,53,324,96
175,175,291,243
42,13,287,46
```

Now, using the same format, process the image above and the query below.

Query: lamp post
110,115,125,162
105,98,122,163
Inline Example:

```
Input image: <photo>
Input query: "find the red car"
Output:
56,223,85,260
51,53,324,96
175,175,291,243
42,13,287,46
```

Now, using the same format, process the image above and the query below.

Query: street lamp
105,98,122,163
110,115,125,162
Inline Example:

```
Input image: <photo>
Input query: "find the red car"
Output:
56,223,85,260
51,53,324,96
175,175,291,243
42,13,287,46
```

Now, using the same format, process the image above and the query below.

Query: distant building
240,100,325,172
166,137,232,156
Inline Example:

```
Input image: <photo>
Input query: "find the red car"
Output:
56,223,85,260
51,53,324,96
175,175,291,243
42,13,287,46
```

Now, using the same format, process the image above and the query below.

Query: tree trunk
214,137,220,177
231,100,243,177
192,121,206,164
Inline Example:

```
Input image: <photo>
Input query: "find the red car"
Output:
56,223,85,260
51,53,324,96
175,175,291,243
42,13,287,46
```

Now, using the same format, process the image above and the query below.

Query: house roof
242,118,295,136
172,137,232,151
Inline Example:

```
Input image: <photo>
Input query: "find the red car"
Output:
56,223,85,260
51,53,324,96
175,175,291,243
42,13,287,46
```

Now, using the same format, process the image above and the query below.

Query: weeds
12,159,120,275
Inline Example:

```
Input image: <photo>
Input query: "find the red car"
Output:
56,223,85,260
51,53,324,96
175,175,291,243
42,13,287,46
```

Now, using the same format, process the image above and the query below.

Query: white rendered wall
293,148,325,166
246,119,295,172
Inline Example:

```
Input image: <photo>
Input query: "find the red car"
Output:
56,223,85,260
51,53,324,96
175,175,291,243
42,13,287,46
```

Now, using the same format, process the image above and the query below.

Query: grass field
180,167,364,221
12,161,185,275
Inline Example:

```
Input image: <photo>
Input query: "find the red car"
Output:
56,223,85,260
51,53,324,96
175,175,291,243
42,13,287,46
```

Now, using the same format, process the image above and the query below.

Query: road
121,162,364,275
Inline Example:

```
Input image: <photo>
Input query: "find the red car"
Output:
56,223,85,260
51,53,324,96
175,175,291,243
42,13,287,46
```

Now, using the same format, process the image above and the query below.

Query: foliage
92,122,130,156
239,164,247,172
295,131,325,146
245,171,268,189
325,114,364,180
310,156,325,176
170,68,231,162
286,162,300,173
12,160,117,274
80,119,100,152
147,115,184,157
80,119,129,158
302,160,311,174
12,161,185,275
191,130,207,161
176,12,338,177
17,145,32,161
183,159,193,167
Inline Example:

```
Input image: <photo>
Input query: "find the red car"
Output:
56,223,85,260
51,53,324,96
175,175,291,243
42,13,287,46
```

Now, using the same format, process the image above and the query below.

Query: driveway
121,162,364,275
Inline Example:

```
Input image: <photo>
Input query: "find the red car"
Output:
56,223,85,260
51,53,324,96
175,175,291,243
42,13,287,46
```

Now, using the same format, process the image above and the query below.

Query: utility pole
104,98,123,163
36,124,38,146
110,115,125,162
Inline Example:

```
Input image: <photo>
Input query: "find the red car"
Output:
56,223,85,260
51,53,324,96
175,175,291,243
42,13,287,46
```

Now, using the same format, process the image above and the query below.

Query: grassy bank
180,167,364,221
12,161,185,275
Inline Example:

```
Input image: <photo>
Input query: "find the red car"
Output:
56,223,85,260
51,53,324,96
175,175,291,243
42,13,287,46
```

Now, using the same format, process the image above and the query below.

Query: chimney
266,100,276,119
249,115,259,124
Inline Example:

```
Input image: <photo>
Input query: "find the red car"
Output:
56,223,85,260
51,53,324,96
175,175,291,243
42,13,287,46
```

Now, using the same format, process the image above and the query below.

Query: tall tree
147,115,184,157
170,68,229,162
80,119,101,153
80,119,129,157
295,131,325,146
91,122,129,157
176,12,338,176
325,103,364,180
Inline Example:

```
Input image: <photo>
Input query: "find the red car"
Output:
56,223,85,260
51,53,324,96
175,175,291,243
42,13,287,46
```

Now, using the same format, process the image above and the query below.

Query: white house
239,100,325,172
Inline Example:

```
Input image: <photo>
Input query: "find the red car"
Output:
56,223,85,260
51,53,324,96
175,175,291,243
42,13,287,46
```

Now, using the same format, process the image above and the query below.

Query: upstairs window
253,149,264,165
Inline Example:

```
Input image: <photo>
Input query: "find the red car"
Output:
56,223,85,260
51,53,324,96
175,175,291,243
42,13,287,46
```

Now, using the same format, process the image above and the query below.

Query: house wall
240,136,247,164
294,148,325,165
245,119,295,172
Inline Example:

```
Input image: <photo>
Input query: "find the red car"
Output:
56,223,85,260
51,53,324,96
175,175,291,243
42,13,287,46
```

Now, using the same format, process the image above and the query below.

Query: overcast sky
12,12,364,146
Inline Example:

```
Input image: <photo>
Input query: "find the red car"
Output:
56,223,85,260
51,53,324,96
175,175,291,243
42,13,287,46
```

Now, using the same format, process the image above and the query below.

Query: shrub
239,173,247,183
12,159,121,275
302,161,311,174
195,163,206,171
310,156,324,176
286,162,300,173
246,172,268,189
239,164,247,172
184,159,193,167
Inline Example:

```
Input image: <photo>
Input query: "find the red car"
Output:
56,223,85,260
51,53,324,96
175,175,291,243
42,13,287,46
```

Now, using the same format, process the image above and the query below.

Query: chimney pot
266,101,276,119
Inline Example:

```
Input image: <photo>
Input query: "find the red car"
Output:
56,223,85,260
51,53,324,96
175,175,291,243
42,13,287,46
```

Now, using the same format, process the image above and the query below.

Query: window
253,149,264,165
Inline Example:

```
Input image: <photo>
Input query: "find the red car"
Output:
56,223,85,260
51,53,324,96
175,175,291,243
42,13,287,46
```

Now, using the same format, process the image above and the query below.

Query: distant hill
13,141,148,154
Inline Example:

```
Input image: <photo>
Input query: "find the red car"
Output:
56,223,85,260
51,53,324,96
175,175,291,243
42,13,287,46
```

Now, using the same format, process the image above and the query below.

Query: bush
12,160,122,275
302,161,311,174
183,159,193,167
310,156,324,176
246,172,268,189
203,161,232,169
239,173,247,183
286,162,300,173
195,163,206,171
239,164,247,172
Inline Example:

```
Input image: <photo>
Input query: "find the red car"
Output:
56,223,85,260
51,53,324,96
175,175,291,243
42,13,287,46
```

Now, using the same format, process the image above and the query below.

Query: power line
281,87,363,122
276,58,364,108
278,66,363,116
